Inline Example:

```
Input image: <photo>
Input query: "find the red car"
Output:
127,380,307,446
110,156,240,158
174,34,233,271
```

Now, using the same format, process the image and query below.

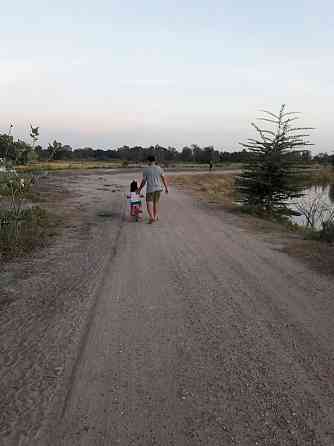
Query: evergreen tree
236,105,313,213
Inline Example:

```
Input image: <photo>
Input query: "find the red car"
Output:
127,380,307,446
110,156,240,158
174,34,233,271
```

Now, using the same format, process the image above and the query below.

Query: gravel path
1,171,334,445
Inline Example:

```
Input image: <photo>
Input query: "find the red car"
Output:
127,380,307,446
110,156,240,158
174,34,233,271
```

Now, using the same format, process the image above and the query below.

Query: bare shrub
294,192,334,229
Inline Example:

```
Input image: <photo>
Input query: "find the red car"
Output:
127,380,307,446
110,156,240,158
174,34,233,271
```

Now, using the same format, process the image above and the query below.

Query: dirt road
1,171,334,445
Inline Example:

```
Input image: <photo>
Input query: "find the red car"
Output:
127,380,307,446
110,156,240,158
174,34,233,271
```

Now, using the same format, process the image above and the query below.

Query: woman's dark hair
147,155,155,163
130,180,138,192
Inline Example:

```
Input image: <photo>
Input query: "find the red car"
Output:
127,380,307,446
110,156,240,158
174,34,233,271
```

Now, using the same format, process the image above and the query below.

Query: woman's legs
153,199,159,220
153,191,161,221
146,200,155,222
146,192,161,223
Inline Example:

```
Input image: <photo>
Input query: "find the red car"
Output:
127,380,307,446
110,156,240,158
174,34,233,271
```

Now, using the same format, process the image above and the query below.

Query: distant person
209,160,213,171
138,155,168,223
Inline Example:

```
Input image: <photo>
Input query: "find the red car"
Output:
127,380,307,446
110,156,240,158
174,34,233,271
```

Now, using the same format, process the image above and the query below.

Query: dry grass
282,239,334,276
16,161,244,173
301,166,334,186
311,166,334,185
169,173,237,208
16,160,123,172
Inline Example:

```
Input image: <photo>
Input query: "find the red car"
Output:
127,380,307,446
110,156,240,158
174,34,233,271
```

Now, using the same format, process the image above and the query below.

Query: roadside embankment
169,171,334,276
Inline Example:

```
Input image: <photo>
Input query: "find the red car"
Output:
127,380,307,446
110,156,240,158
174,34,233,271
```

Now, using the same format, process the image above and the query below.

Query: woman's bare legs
153,199,159,221
146,201,155,223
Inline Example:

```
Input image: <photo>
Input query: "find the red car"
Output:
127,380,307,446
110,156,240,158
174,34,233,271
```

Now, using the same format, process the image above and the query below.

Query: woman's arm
137,178,146,193
161,174,168,193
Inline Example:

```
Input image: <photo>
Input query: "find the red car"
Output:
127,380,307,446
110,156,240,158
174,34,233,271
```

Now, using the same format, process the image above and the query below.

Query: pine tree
236,105,313,214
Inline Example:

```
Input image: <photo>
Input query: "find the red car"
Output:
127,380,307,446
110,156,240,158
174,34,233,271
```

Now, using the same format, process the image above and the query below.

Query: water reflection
303,184,334,205
290,183,334,228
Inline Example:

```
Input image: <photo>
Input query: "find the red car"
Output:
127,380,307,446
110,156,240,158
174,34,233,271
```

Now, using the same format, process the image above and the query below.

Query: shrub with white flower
0,171,32,217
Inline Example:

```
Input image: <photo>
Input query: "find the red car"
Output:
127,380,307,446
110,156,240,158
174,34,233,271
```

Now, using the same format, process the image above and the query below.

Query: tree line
36,143,255,164
0,122,332,166
0,134,325,166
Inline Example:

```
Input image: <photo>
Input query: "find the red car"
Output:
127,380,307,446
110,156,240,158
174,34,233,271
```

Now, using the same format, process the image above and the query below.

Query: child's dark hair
130,180,138,192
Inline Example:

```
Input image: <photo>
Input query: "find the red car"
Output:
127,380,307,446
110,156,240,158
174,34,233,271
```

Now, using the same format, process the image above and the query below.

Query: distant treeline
1,132,333,166
38,143,251,163
35,142,321,164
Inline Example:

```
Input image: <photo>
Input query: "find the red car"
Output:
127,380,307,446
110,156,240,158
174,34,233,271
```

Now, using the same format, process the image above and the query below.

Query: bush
320,220,334,243
0,171,33,216
0,206,55,259
122,160,129,168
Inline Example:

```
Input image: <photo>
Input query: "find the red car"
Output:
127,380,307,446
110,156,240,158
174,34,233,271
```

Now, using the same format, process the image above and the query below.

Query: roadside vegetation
235,105,313,213
0,171,59,260
0,125,59,260
234,105,333,242
171,106,334,274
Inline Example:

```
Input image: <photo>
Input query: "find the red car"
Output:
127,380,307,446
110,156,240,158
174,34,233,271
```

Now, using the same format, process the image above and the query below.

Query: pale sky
1,1,333,153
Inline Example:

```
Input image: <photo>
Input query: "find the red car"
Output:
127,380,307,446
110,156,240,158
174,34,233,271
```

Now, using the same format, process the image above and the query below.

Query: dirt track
1,171,334,445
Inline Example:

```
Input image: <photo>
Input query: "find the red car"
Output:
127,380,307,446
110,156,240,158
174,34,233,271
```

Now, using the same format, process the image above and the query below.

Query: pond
289,183,334,228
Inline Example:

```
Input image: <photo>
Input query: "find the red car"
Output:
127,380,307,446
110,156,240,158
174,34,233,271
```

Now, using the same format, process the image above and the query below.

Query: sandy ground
1,171,334,446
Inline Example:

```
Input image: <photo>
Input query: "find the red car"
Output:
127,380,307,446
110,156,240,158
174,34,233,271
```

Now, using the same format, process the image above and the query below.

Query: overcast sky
1,1,333,152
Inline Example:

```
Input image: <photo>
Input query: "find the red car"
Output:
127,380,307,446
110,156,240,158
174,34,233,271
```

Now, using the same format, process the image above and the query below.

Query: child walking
127,180,143,221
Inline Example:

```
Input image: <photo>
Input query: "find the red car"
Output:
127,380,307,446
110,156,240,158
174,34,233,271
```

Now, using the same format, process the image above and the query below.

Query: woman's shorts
146,191,161,203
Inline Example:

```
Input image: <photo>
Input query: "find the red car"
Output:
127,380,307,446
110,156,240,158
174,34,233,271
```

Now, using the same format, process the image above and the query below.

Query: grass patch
16,161,243,173
300,166,334,187
16,160,123,173
0,207,59,260
167,162,243,170
282,239,334,275
169,173,237,208
97,210,113,218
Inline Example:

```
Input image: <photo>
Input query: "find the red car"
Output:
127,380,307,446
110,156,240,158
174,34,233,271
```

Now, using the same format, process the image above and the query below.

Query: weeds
0,206,57,259
0,171,58,259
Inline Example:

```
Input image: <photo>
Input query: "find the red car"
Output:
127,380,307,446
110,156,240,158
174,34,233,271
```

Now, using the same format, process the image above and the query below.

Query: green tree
13,140,35,164
236,105,313,214
30,124,39,149
180,146,193,162
0,134,15,162
47,140,63,160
